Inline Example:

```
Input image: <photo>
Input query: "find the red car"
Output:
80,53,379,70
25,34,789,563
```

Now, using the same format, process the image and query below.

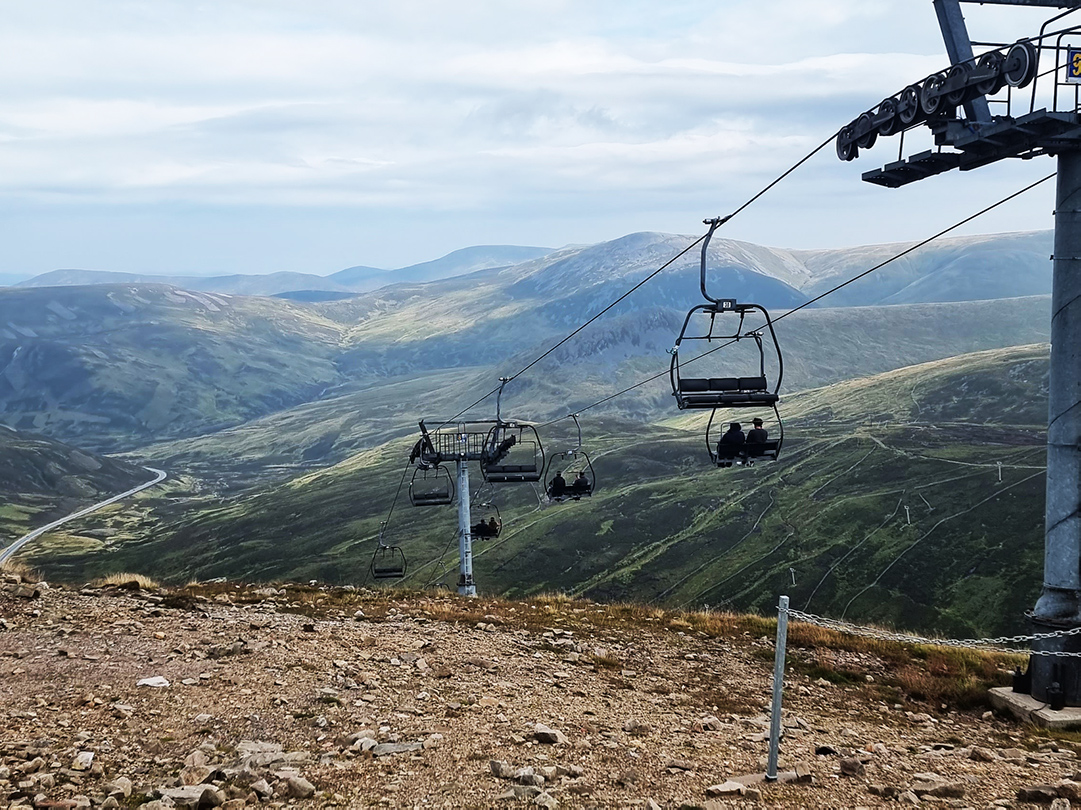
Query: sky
0,1,1073,278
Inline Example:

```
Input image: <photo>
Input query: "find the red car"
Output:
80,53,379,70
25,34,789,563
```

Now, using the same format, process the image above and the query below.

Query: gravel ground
0,576,1078,809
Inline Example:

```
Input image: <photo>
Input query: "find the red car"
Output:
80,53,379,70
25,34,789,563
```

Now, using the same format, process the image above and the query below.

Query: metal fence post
767,595,790,782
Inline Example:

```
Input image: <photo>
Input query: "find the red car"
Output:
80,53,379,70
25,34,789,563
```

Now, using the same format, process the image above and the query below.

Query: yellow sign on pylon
1067,48,1081,84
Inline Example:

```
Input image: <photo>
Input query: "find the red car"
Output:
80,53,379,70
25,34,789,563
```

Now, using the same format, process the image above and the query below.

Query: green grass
17,340,1057,640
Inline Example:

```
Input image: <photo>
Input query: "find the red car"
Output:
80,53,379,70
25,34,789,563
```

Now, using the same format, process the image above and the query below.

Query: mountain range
0,226,1064,637
11,245,557,298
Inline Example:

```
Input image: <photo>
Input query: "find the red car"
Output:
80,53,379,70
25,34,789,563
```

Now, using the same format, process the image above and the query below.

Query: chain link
786,608,1081,658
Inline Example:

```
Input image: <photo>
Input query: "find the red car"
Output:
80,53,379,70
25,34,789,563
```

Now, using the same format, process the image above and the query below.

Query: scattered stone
623,720,653,735
697,715,725,732
706,781,746,797
1052,799,1072,810
104,777,133,798
665,758,695,771
372,742,423,756
180,765,214,786
840,757,865,777
281,775,316,799
70,751,94,771
534,791,558,809
1018,784,1060,803
970,746,996,762
157,784,222,808
533,723,569,745
870,785,900,799
491,760,516,779
815,745,838,756
1059,780,1081,802
136,676,170,688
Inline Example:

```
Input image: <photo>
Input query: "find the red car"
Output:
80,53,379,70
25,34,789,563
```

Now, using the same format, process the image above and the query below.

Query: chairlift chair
472,501,503,539
670,219,784,412
480,378,546,483
706,408,783,468
670,308,782,410
543,414,597,501
409,465,455,507
369,522,407,580
482,422,545,482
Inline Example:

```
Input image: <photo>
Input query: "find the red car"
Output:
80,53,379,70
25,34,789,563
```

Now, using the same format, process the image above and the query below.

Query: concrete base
734,765,813,786
989,686,1081,728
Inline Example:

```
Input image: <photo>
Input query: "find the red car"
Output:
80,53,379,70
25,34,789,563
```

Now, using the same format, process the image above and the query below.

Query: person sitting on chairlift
744,417,768,466
747,417,767,443
717,422,745,468
473,517,501,538
572,470,591,495
549,471,567,499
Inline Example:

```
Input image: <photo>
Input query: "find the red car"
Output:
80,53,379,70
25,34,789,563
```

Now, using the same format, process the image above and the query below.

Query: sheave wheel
944,63,971,108
855,112,877,150
920,73,946,116
877,97,901,137
1004,41,1038,88
974,51,1006,96
836,125,857,162
897,85,921,126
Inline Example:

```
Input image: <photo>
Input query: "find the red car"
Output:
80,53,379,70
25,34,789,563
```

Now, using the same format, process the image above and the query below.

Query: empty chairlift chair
409,465,455,507
370,523,407,580
481,422,545,483
670,217,785,467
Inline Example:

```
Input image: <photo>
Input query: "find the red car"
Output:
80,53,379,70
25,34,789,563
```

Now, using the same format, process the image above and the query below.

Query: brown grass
91,572,161,590
0,559,39,583
159,579,1020,713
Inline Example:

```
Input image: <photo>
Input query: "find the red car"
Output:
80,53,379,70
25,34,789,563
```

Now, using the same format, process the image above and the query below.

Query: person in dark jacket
548,471,567,499
717,422,745,467
572,471,591,495
746,417,768,443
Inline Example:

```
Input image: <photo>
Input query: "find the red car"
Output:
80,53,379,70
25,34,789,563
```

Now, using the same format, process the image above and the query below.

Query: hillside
0,575,1073,808
24,344,1052,638
0,285,346,451
124,297,1050,491
0,426,148,544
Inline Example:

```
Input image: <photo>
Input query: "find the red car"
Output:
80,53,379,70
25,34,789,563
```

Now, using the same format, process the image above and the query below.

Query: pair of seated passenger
715,418,769,467
547,471,591,500
472,517,501,538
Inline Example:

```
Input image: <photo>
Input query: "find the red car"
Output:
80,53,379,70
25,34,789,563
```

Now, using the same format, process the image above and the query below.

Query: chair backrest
678,378,710,392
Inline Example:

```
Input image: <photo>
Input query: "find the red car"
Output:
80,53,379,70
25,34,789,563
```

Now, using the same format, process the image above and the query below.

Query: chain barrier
786,608,1081,658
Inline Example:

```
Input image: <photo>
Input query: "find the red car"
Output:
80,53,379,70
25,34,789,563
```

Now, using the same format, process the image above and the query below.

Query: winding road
0,467,166,565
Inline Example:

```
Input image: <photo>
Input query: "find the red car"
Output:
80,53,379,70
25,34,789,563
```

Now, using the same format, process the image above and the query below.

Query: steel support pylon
1031,150,1081,700
456,456,476,597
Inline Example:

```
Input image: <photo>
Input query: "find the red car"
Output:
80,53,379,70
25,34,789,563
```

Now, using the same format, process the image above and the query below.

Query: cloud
0,0,1065,274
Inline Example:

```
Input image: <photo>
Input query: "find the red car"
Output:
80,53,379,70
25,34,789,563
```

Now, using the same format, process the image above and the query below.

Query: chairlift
669,219,784,412
409,464,454,507
369,522,406,580
706,408,783,468
471,501,502,539
544,414,597,501
481,378,546,483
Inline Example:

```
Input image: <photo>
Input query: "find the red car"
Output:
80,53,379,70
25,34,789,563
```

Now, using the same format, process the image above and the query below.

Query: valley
0,229,1061,640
